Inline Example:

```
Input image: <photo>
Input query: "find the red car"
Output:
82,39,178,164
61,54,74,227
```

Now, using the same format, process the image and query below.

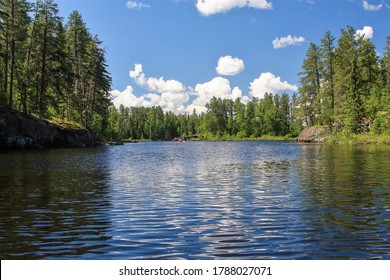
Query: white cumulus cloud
130,64,187,95
130,64,189,113
356,26,374,40
114,65,296,114
111,86,150,108
272,35,305,49
362,1,383,11
126,1,151,10
196,0,273,16
250,72,298,99
216,55,245,76
187,77,244,113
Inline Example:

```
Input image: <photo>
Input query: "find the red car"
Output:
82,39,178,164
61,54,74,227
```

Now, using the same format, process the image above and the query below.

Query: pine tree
334,26,364,133
290,92,303,136
65,10,90,123
245,100,255,137
319,31,336,129
0,0,31,109
234,97,245,137
65,11,111,127
0,4,4,104
298,43,322,126
279,93,290,135
370,36,390,134
383,37,390,89
29,0,63,117
262,93,277,135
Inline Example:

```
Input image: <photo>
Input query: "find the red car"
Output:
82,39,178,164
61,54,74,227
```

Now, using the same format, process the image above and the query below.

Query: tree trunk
20,6,37,114
3,20,9,105
39,13,48,118
9,0,16,109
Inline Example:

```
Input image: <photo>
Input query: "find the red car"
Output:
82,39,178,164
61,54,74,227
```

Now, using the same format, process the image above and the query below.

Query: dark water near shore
1,141,389,259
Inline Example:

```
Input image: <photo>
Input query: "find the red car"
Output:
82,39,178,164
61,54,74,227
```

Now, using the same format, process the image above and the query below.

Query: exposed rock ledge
0,110,95,150
297,126,329,143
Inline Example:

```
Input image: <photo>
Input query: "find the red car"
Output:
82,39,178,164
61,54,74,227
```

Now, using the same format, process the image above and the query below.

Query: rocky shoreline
0,110,96,150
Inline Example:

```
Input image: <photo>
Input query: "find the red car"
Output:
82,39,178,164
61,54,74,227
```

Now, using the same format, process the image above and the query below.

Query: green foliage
105,92,300,141
297,27,389,139
105,106,186,141
298,42,322,126
371,111,390,135
91,113,103,139
0,0,111,132
48,116,84,130
236,130,247,139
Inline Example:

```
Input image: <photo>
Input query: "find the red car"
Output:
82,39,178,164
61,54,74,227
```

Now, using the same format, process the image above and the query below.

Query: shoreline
123,135,389,145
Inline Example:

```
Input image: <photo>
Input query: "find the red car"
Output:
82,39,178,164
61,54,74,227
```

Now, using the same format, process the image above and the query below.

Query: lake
0,141,389,259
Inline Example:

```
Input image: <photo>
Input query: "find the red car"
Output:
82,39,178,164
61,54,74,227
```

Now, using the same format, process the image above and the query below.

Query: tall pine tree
319,31,336,129
0,0,30,109
298,42,322,126
334,26,364,133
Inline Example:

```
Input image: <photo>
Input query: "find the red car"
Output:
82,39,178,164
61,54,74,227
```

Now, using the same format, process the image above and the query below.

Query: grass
122,138,152,143
196,134,296,142
20,112,85,130
47,117,85,130
324,133,390,145
193,131,389,144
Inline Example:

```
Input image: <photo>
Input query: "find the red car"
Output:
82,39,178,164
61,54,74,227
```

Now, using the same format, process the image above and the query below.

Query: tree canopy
296,27,389,135
0,0,111,129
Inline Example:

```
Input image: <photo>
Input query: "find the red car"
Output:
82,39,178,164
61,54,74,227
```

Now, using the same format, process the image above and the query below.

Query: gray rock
0,111,96,150
297,126,329,143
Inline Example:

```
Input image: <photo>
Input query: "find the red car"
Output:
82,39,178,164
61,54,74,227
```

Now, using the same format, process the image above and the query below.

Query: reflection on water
0,142,389,259
0,149,112,259
297,145,390,259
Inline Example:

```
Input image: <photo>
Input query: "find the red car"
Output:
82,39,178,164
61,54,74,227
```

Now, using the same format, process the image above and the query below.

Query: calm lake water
1,141,390,260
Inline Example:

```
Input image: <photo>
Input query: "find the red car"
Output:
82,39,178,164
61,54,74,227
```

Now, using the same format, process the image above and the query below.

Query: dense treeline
104,105,196,141
105,93,301,141
0,0,111,128
297,27,390,135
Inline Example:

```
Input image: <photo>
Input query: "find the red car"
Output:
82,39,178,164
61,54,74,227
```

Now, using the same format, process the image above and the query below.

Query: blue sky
54,0,390,113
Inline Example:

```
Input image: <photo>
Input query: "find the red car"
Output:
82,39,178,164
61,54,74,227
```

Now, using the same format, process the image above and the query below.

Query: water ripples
1,142,390,259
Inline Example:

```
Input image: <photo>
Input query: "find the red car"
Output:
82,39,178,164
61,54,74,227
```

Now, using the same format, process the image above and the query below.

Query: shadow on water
0,148,112,259
296,144,390,259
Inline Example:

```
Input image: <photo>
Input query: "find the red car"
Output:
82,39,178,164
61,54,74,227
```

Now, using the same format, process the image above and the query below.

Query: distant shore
123,133,389,145
1,109,389,151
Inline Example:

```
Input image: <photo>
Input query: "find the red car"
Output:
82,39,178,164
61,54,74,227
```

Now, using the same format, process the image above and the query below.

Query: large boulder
297,126,328,143
0,110,96,150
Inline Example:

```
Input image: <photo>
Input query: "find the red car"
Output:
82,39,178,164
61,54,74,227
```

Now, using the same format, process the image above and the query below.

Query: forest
0,0,111,129
105,93,300,141
1,1,389,142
